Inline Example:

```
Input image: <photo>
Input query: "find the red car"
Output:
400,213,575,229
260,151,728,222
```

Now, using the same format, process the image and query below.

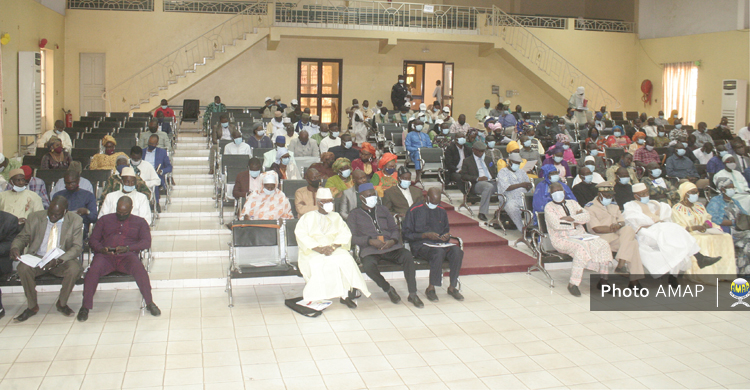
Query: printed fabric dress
543,200,614,285
241,189,294,220
706,195,750,276
672,202,738,283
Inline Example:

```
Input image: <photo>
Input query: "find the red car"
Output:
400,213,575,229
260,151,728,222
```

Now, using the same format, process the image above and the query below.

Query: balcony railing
575,18,636,33
163,0,269,14
492,14,567,30
67,0,154,11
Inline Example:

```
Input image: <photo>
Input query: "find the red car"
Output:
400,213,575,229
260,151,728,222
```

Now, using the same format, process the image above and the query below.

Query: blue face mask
551,191,566,203
123,185,136,193
442,129,450,135
639,196,650,204
426,202,438,209
12,185,27,192
221,122,229,128
583,175,593,183
523,140,532,148
651,169,662,177
400,180,410,189
549,174,560,183
554,156,563,163
510,163,520,171
720,151,729,157
344,141,353,149
619,177,630,185
677,149,686,156
415,125,424,132
281,157,290,165
249,170,261,178
590,150,598,156
332,132,340,138
658,132,665,137
263,188,275,196
687,193,699,203
234,138,243,145
675,124,682,129
637,139,645,145
726,189,736,197
601,196,612,206
399,79,405,84
457,138,466,145
487,141,496,148
614,132,621,137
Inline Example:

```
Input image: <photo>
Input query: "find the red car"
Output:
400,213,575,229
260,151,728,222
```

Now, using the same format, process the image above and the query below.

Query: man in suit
461,140,498,221
338,170,370,220
143,135,173,208
139,119,171,152
10,197,84,322
383,166,424,218
444,132,468,187
0,211,21,276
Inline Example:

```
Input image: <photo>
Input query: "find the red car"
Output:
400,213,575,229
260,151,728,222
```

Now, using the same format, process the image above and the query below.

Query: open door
443,62,454,109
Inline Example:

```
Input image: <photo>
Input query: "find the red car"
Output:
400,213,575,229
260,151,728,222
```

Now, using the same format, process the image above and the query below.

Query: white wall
639,0,747,39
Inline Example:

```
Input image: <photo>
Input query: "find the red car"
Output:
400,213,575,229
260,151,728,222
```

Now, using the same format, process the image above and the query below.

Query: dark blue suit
142,147,173,203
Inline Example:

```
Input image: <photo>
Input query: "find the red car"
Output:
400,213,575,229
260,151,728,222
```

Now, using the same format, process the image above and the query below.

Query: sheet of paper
38,248,65,268
423,242,456,248
522,161,537,172
569,234,597,241
18,254,42,267
296,300,332,311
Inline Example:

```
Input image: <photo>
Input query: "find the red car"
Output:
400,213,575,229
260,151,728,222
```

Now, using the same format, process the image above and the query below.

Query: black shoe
407,294,424,308
614,265,630,277
0,308,5,320
425,288,439,302
56,301,75,317
478,213,488,221
386,287,401,304
340,297,357,309
14,308,37,323
668,275,679,288
77,307,89,322
628,281,643,290
568,284,581,297
146,303,161,317
695,253,722,269
348,289,362,300
156,204,162,213
447,288,464,301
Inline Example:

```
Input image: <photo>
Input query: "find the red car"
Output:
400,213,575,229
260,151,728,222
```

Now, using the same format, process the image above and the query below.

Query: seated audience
642,117,658,137
260,97,278,119
248,123,273,149
655,110,668,126
666,143,704,186
542,144,570,178
310,123,328,146
319,124,342,154
295,188,371,308
154,99,174,118
711,116,734,142
142,135,173,191
223,129,252,155
130,146,162,209
102,157,151,200
139,119,171,151
339,170,370,221
585,128,606,152
693,122,712,148
270,147,301,180
0,168,44,221
268,111,286,140
329,134,359,163
640,162,680,205
100,168,152,222
707,177,750,276
544,182,613,296
10,197,83,322
572,166,598,206
449,114,470,134
430,122,452,149
654,125,671,147
4,166,50,209
309,152,336,179
203,95,226,130
405,119,433,183
586,181,644,288
572,156,604,186
240,173,293,220
295,168,322,217
533,165,575,214
669,119,687,140
37,120,72,153
383,167,424,218
50,162,94,198
209,114,235,174
232,157,264,200
0,211,21,277
155,111,173,135
294,114,319,137
519,135,542,169
402,187,464,302
348,183,423,307
622,183,721,286
633,137,660,168
607,125,631,149
496,152,532,231
672,182,737,283
461,140,497,221
263,136,296,169
351,142,378,179
613,167,635,210
444,132,468,184
79,197,159,322
0,153,21,185
41,138,72,170
90,135,128,171
605,153,637,183
628,132,646,154
707,144,727,175
289,130,320,158
57,170,98,237
550,134,575,165
371,153,398,197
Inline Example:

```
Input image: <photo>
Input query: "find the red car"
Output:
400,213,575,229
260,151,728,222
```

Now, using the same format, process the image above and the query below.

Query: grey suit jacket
11,210,83,262
337,186,358,221
383,185,424,216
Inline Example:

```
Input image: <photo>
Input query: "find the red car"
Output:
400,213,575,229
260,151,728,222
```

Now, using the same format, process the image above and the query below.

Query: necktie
47,223,58,255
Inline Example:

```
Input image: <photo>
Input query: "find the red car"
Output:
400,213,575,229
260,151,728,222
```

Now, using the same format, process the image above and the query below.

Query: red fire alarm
39,38,47,48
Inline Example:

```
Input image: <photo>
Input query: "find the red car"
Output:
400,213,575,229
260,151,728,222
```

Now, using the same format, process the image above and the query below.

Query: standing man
11,197,83,322
78,197,160,321
347,183,423,308
391,75,409,110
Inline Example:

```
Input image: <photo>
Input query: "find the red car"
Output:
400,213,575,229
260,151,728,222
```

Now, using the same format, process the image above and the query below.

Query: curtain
0,44,3,152
663,61,698,127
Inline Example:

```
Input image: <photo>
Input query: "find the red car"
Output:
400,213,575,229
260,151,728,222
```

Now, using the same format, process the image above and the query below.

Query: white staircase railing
105,4,269,113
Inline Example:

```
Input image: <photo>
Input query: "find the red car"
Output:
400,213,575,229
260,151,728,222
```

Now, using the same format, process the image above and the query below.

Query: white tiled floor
0,271,748,389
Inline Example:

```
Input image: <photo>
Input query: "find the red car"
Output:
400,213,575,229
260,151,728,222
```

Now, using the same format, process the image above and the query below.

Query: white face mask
131,159,141,166
322,202,334,213
551,191,565,203
13,185,27,192
687,193,699,203
363,196,378,208
263,188,275,196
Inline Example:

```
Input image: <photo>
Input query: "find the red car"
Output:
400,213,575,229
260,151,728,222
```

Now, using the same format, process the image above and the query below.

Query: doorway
298,59,342,127
79,53,106,115
403,61,454,109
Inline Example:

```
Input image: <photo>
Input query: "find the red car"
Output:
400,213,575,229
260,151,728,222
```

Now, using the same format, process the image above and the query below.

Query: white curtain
663,61,698,127
0,44,3,152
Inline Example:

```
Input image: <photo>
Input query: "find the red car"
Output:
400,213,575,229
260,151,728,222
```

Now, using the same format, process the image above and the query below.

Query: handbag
736,213,750,231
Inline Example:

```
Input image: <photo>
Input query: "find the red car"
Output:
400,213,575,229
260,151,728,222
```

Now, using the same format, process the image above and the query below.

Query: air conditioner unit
721,79,747,132
18,51,42,136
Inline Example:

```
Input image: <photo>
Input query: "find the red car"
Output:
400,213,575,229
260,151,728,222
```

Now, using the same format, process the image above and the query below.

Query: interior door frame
79,53,106,116
297,58,343,127
403,60,452,108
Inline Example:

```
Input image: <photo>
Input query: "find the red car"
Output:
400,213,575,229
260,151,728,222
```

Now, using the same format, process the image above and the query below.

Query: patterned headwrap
506,141,519,153
102,135,117,146
360,142,376,156
378,153,397,169
678,181,697,200
332,157,351,172
632,132,647,143
612,125,623,132
555,133,571,143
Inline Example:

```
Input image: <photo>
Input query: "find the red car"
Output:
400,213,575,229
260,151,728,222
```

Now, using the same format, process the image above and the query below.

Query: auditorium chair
528,212,572,288
281,179,308,218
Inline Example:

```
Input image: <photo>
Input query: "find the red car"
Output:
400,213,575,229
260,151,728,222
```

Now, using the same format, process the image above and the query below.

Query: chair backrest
87,111,107,118
231,220,282,267
219,140,232,153
536,212,559,253
75,139,101,149
568,164,577,178
392,133,404,147
418,147,443,163
71,149,100,167
285,218,300,264
253,148,272,159
35,170,67,194
281,179,307,200
109,112,129,120
222,154,250,171
72,121,95,129
114,137,137,152
225,166,246,185
80,169,111,188
79,116,101,122
183,99,200,120
131,112,152,119
123,121,146,129
610,112,624,121
384,127,402,141
22,154,44,169
654,147,670,158
625,111,639,121
605,147,625,162
97,121,120,129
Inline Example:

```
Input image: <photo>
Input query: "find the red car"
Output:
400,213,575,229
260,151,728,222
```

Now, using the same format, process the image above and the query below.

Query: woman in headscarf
240,172,294,220
542,144,571,178
496,141,538,179
325,157,354,198
40,137,72,170
672,182,737,283
90,135,128,170
547,134,576,165
707,177,750,277
667,109,681,126
585,127,606,152
270,147,301,180
628,131,647,154
533,165,576,214
371,153,398,197
350,142,379,179
606,125,631,149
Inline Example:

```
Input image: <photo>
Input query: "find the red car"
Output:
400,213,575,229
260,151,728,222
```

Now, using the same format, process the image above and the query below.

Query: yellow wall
1,0,65,157
635,30,750,128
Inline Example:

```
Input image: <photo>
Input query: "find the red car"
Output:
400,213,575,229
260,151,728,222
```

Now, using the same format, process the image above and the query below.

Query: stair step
173,156,208,162
178,137,207,142
152,229,229,236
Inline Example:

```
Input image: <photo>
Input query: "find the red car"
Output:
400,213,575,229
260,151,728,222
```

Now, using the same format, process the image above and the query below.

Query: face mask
727,163,737,170
384,167,396,175
619,177,630,185
522,140,532,148
221,122,229,128
234,138,243,145
322,202,335,213
528,135,535,140
442,129,450,135
614,132,621,137
720,151,729,157
457,138,466,145
281,157,290,165
646,145,654,151
586,150,597,157
687,193,699,203
363,196,378,208
344,141,353,149
562,145,570,150
131,159,141,166
553,156,563,163
55,130,62,135
637,139,645,145
123,185,136,193
426,202,438,210
257,130,266,137
53,146,63,154
674,114,679,118
726,189,736,197
585,163,596,171
161,105,168,109
659,115,665,119
340,169,351,178
639,196,650,204
675,124,682,129
399,79,405,84
249,170,261,178
415,125,424,132
650,169,661,178
551,191,565,203
363,105,369,109
332,132,340,138
601,197,612,206
433,108,439,113
487,141,496,148
400,180,410,189
658,132,665,137
549,174,560,183
261,187,276,196
583,175,593,183
676,149,686,156
105,149,115,155
13,185,27,192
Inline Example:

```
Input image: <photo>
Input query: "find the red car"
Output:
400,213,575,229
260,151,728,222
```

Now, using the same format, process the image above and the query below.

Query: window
663,62,699,127
298,59,342,126
40,49,46,123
